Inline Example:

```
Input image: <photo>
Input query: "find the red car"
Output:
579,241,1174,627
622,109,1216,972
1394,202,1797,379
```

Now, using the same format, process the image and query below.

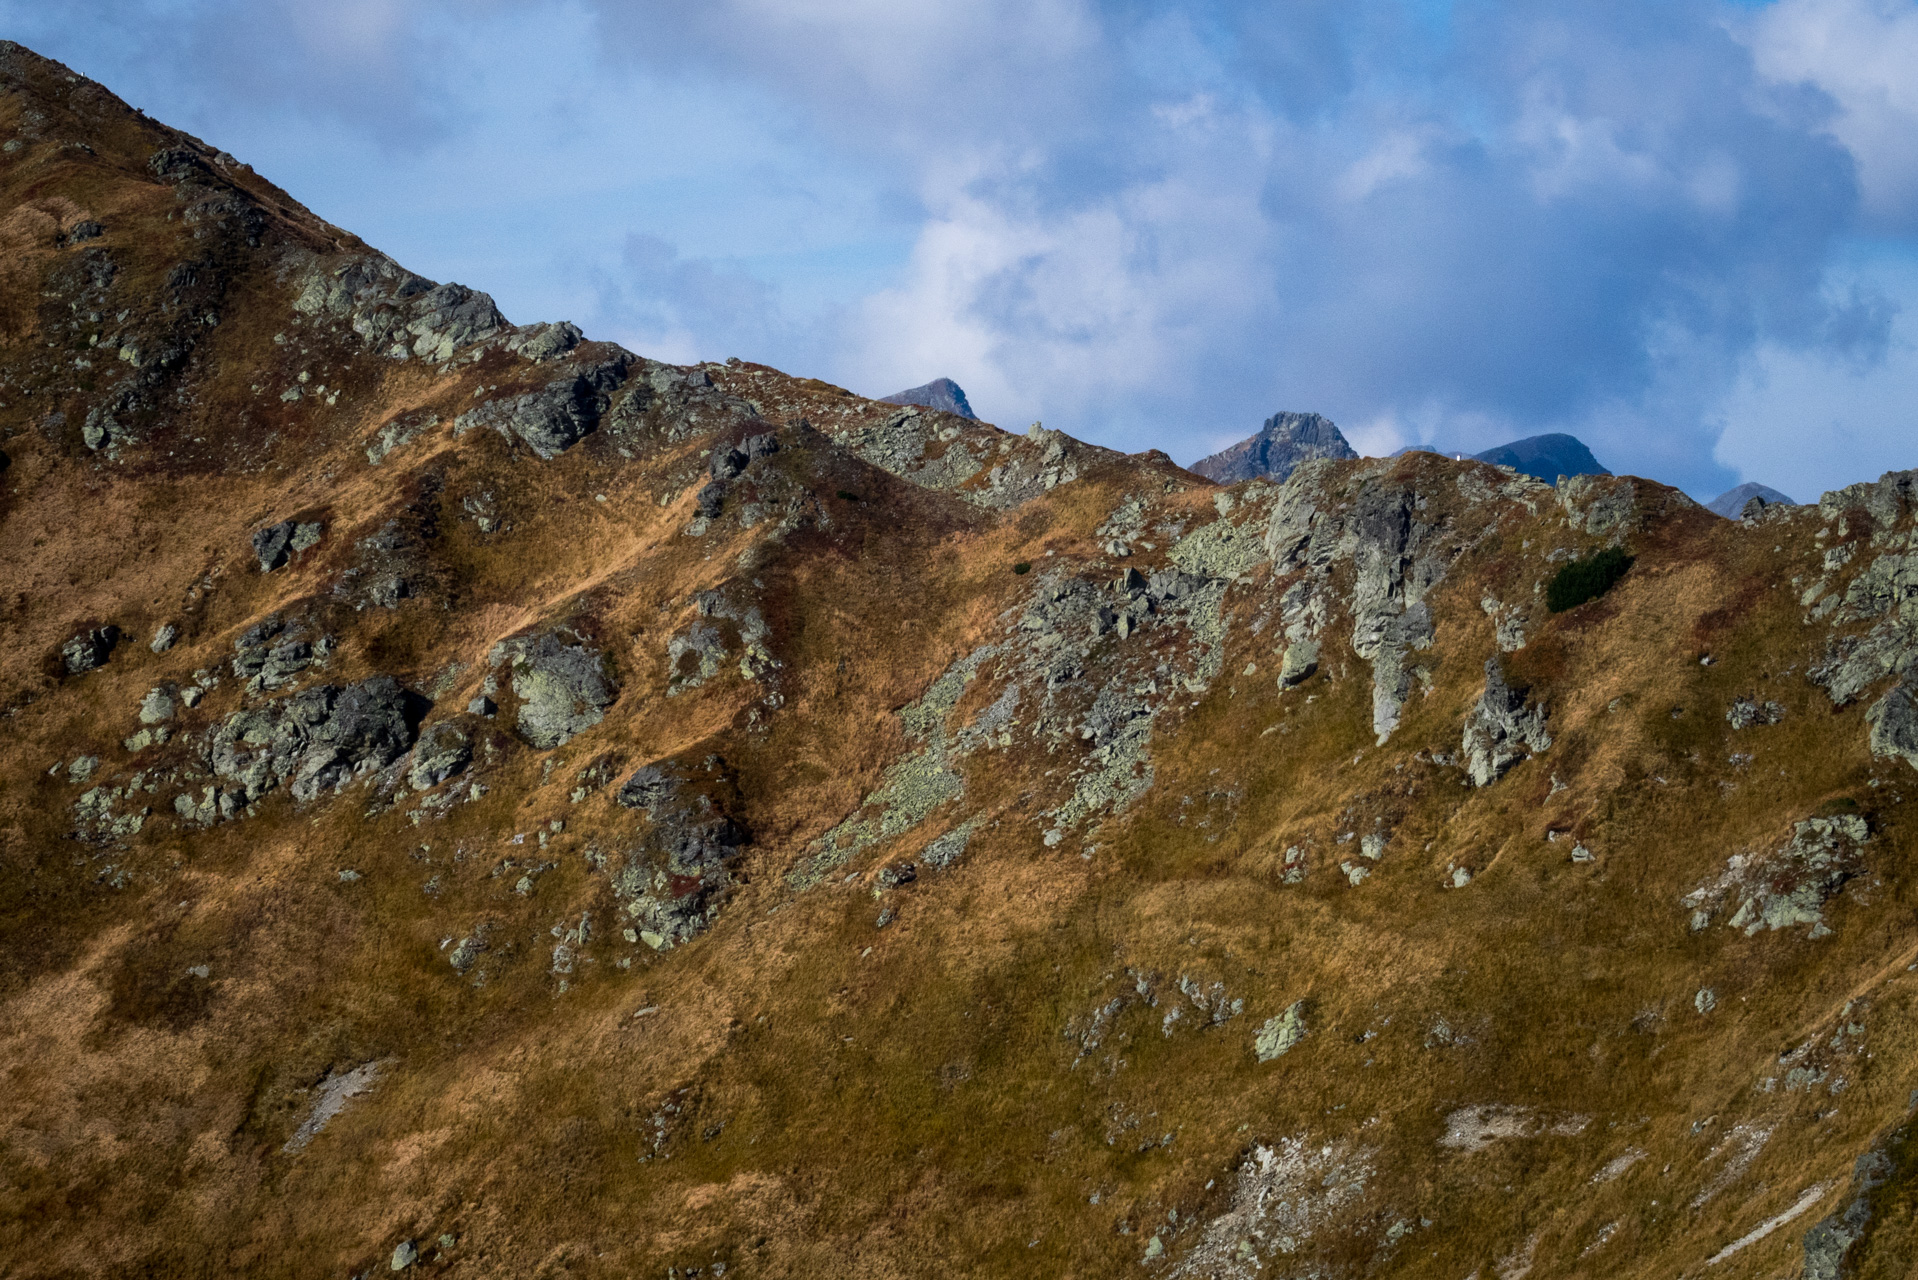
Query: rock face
879,376,976,420
252,519,322,572
1708,481,1795,518
407,721,472,790
1866,678,1918,769
1190,411,1358,484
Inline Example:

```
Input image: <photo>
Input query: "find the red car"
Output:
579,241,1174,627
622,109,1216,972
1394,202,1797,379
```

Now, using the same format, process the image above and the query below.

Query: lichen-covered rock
1800,1141,1896,1279
504,320,582,362
293,253,505,364
708,430,779,481
1278,637,1319,688
365,412,437,465
1818,469,1918,527
149,622,178,653
490,630,617,748
1727,697,1786,730
1254,1000,1309,1062
1262,466,1451,741
138,685,176,725
1558,474,1638,537
1682,814,1869,937
402,282,505,364
231,619,330,693
1462,657,1551,786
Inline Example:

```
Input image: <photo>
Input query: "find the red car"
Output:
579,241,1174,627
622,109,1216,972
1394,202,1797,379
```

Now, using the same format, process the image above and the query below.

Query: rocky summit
1189,410,1358,484
6,42,1918,1280
1401,433,1611,487
1710,482,1798,520
1469,433,1610,486
880,376,977,420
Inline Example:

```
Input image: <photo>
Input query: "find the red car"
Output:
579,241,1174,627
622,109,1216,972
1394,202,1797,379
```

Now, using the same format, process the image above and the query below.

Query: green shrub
1545,546,1634,613
835,490,860,502
1012,562,1031,575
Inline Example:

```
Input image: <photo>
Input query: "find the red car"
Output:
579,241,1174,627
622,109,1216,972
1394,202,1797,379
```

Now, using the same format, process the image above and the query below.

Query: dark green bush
1545,546,1634,613
835,490,860,502
1013,562,1032,575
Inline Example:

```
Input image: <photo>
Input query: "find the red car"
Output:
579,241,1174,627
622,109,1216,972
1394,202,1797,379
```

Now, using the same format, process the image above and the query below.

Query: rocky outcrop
1557,474,1638,537
490,629,618,749
1191,411,1357,485
191,675,418,819
611,756,748,948
453,353,630,459
1461,658,1550,786
231,617,332,693
1254,1000,1309,1062
1682,814,1869,937
293,255,505,365
251,519,322,572
1727,696,1786,730
1818,469,1918,527
60,625,119,675
1809,472,1918,710
1263,464,1453,740
1802,1124,1908,1279
407,721,472,790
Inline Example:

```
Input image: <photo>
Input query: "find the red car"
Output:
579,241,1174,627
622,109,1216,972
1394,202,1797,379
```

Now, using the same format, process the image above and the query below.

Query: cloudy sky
10,1,1917,499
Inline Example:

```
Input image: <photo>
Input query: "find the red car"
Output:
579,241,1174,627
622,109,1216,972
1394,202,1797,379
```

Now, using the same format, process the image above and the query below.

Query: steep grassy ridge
3,41,1917,1280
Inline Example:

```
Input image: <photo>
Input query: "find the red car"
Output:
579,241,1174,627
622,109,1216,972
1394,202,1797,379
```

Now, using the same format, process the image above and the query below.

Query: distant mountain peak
1190,410,1358,484
1470,433,1609,485
881,377,976,420
1707,481,1796,519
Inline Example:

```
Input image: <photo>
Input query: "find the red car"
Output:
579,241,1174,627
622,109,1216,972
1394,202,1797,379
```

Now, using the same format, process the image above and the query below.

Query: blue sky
9,0,1917,499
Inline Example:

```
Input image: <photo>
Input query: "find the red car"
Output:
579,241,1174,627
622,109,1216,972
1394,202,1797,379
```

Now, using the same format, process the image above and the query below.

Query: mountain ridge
3,41,1918,1280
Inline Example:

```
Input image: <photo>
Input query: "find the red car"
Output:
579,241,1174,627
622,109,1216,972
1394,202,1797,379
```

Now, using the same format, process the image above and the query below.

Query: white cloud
1714,253,1918,498
1746,0,1918,232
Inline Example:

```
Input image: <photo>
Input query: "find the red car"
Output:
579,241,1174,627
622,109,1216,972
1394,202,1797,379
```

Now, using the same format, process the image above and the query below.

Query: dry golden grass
3,40,1918,1280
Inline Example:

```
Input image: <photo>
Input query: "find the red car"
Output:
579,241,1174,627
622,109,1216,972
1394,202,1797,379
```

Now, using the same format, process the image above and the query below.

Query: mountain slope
1189,410,1358,483
4,42,1918,1280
